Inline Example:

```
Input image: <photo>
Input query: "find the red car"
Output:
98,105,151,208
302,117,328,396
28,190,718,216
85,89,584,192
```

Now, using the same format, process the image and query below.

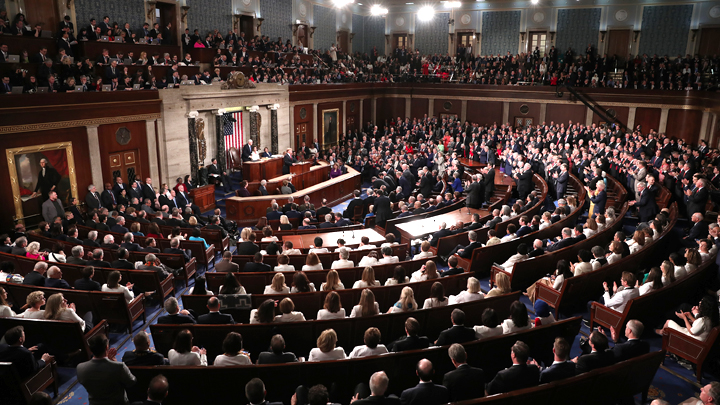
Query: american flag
223,111,244,151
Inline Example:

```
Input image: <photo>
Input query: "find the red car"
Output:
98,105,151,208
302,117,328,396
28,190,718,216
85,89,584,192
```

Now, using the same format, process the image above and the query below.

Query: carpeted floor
52,187,711,405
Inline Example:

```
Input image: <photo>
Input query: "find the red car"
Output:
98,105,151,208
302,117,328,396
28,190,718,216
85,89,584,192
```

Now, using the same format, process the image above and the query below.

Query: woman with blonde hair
264,272,290,294
353,267,380,288
449,277,484,304
25,241,46,260
317,291,346,320
308,329,346,361
240,227,252,242
389,286,418,313
273,254,295,272
44,293,92,332
487,272,511,298
321,269,345,291
661,260,676,286
302,252,323,271
279,215,292,231
583,217,598,238
410,261,439,282
350,289,379,317
18,291,45,319
275,298,306,322
685,248,702,273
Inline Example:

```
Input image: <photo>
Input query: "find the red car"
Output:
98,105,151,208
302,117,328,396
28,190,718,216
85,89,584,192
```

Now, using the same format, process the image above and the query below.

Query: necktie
173,198,177,207
111,192,116,204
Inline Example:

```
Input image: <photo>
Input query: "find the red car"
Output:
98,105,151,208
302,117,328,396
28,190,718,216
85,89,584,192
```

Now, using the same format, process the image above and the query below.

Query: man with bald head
400,359,449,405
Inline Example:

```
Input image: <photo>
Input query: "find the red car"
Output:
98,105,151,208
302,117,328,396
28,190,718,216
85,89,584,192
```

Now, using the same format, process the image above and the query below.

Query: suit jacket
86,191,102,210
400,382,450,405
611,339,649,363
442,364,485,401
76,357,137,405
373,196,392,224
556,171,569,197
45,278,71,289
687,187,709,217
436,325,476,346
539,361,576,384
0,344,46,379
465,182,483,208
635,189,657,222
590,190,607,215
458,241,482,259
197,311,236,325
257,351,299,364
282,153,297,175
546,237,574,252
83,238,101,247
486,364,540,395
242,144,253,161
163,247,192,262
430,228,453,247
388,335,431,352
215,260,239,273
354,396,401,405
122,350,166,367
576,350,615,374
111,259,135,270
22,271,46,287
236,241,260,256
156,313,196,324
244,262,271,272
344,198,364,219
75,278,102,291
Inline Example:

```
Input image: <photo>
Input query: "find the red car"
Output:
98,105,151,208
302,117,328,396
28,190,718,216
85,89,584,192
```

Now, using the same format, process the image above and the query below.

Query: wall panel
509,102,540,126
433,98,462,118
555,8,601,60
317,101,344,146
639,5,693,57
97,120,150,185
666,109,702,145
592,106,629,129
376,97,406,126
467,100,503,126
634,107,661,133
481,11,520,57
546,104,586,126
260,0,293,43
187,0,231,37
410,98,429,120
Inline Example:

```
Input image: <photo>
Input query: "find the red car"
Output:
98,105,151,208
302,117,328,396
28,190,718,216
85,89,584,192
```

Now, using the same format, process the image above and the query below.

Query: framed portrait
6,142,78,225
322,109,339,147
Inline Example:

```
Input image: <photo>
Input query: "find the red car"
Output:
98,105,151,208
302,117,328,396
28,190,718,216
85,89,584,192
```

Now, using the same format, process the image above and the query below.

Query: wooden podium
189,185,215,213
290,161,312,176
244,157,283,181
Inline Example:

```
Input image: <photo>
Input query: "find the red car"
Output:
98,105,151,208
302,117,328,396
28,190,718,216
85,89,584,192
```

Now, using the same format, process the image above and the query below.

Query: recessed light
406,2,414,4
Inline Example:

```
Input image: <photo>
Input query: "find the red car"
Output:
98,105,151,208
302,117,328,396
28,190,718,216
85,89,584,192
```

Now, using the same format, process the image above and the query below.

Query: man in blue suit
588,181,607,216
282,148,296,175
398,172,412,199
400,359,450,405
241,139,253,162
536,337,576,384
630,181,657,223
553,164,569,199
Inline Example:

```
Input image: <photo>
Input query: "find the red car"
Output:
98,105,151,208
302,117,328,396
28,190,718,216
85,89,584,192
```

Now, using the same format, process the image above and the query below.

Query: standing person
76,334,137,405
207,158,232,192
33,158,61,201
282,148,297,175
41,191,65,223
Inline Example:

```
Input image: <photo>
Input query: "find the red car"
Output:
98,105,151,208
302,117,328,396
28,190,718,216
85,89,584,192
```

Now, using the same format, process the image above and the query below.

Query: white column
428,98,434,118
359,99,364,128
699,111,710,142
627,107,637,132
539,104,547,124
585,107,593,127
289,105,295,151
709,114,718,147
460,100,468,123
502,102,510,125
312,103,318,144
658,108,669,134
145,119,160,184
405,96,412,119
342,100,347,139
86,125,104,189
371,97,377,124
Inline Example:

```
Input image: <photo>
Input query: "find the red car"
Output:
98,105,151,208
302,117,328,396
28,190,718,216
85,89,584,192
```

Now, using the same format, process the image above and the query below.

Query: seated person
349,327,388,358
308,329,346,362
449,277,484,304
257,334,299,364
275,297,306,322
122,331,167,366
0,326,53,379
213,332,251,366
331,247,354,269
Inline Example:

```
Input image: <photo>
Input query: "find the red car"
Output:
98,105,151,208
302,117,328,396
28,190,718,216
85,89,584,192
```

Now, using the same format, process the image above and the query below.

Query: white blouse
474,325,504,339
0,305,17,317
102,284,135,302
264,285,290,294
423,297,448,309
169,349,207,366
501,318,532,334
385,277,409,286
350,303,380,318
331,260,354,269
302,264,324,271
308,347,346,362
413,251,434,260
352,280,380,289
316,308,346,320
274,264,296,272
449,291,484,305
275,312,306,322
290,284,316,293
358,257,379,267
320,282,345,291
213,353,251,366
348,344,388,359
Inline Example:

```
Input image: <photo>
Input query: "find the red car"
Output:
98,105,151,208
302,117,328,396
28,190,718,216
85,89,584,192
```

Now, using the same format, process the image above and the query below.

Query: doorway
297,24,308,48
457,32,475,56
698,28,720,58
23,0,59,36
606,29,632,66
393,34,408,51
295,123,309,152
156,2,176,45
528,31,548,55
239,15,254,41
338,30,349,54
109,150,142,184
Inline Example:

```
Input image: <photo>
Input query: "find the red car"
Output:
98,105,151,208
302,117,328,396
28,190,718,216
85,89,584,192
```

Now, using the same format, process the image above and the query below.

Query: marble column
86,125,104,189
187,111,199,182
144,119,159,184
539,104,547,124
428,98,434,118
249,108,259,146
359,100,364,129
312,103,318,145
270,106,279,154
342,100,347,142
502,102,510,125
215,110,227,171
405,97,412,119
585,107,593,127
626,107,637,131
658,108,669,134
699,111,710,142
371,98,377,124
460,100,468,123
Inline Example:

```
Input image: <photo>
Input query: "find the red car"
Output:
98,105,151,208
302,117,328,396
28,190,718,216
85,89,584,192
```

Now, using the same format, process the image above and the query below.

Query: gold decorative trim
0,113,162,135
6,142,78,225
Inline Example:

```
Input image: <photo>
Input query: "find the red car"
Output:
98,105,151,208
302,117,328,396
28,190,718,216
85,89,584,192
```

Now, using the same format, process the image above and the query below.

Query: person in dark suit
399,174,412,199
686,178,709,219
0,326,53,380
388,317,431,352
22,262,47,287
334,213,352,227
244,378,284,405
207,158,232,192
87,249,112,269
631,182,657,223
353,371,401,405
373,191,392,227
83,231,101,248
435,309,476,346
536,337,576,384
156,297,196,324
400,359,450,405
85,185,103,210
282,148,297,175
554,165,569,199
602,320,649,363
483,165,495,202
140,238,161,254
111,249,136,270
514,164,534,200
122,332,167,367
101,184,118,210
77,333,137,405
242,140,253,162
546,228,575,252
486,341,540,395
443,344,484,401
44,266,71,289
197,297,236,324
588,181,607,216
237,237,260,255
344,190,364,219
682,212,709,247
419,169,433,197
33,158,61,201
573,330,615,373
465,176,484,209
163,238,192,262
110,216,129,234
243,253,271,272
429,222,454,247
446,230,482,259
74,266,102,291
257,334,299,364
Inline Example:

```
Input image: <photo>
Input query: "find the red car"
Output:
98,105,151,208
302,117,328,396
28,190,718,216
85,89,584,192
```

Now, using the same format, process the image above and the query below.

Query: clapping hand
675,310,687,320
612,281,618,294
108,347,118,361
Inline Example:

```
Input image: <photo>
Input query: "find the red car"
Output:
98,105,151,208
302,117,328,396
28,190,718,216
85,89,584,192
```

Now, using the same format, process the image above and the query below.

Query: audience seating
0,282,144,333
0,358,58,405
156,291,522,363
457,351,665,405
491,202,628,292
183,270,472,322
589,250,719,336
131,317,581,405
663,325,720,383
0,317,109,363
604,177,628,210
536,203,678,317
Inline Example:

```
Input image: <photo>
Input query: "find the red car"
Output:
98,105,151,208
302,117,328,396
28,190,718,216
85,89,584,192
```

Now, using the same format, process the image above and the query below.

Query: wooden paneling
376,97,406,125
546,104,586,126
346,99,360,133
294,104,314,151
0,127,91,230
606,29,632,64
592,106,629,129
317,101,344,147
363,99,371,128
0,35,57,57
509,102,540,125
410,98,429,120
97,120,150,187
24,0,59,40
467,100,503,126
634,107,661,133
434,98,462,118
699,28,720,58
666,109,703,145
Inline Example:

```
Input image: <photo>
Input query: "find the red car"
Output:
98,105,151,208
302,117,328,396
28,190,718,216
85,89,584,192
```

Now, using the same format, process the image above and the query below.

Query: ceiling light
370,4,388,15
531,0,539,3
418,5,435,21
332,0,354,7
406,2,414,4
444,1,461,8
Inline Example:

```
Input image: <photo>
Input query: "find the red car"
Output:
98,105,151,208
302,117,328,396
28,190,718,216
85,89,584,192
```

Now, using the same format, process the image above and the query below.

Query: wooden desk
458,158,515,187
283,229,385,249
225,166,361,224
395,207,489,245
290,161,312,175
189,185,215,212
246,162,329,194
77,41,181,61
243,156,283,181
0,36,57,57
